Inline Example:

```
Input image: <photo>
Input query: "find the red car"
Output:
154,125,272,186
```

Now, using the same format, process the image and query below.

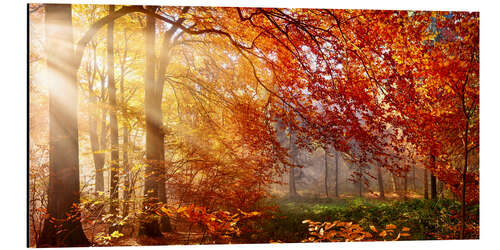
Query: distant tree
334,150,339,198
324,147,329,197
288,131,298,197
424,168,429,199
377,165,385,199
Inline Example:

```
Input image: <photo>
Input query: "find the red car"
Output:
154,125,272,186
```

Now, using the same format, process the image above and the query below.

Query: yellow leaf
385,224,397,230
110,230,123,238
369,225,378,232
250,211,260,216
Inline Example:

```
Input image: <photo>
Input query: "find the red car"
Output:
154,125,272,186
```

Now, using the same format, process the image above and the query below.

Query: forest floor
249,194,478,243
84,193,478,246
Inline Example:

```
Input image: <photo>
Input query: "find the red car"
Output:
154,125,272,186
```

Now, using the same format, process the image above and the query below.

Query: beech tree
38,4,90,247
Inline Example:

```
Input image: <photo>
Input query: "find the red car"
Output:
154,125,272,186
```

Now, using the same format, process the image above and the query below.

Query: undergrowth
239,197,479,243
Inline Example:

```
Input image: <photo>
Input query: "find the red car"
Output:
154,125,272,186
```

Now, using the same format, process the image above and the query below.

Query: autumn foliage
28,3,479,247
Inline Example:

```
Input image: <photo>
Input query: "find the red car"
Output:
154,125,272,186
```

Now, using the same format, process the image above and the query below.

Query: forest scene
28,3,479,247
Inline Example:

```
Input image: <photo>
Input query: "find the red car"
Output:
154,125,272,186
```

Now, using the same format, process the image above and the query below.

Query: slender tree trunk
430,154,437,200
391,173,398,195
38,4,90,247
288,131,297,197
460,119,470,239
377,166,385,199
87,44,105,196
98,81,107,193
324,148,328,198
430,174,437,200
335,150,339,197
358,166,363,198
438,180,444,198
140,6,163,237
107,5,120,232
118,25,131,218
122,126,130,216
403,172,408,200
424,168,429,199
412,166,416,191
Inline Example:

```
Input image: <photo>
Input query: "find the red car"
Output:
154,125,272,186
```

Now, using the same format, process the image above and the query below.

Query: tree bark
412,165,416,191
107,5,120,232
87,44,105,196
98,79,107,193
403,172,408,200
430,155,437,200
122,126,130,217
334,150,339,197
377,165,385,199
424,168,429,199
390,173,396,194
140,6,163,237
430,174,437,200
358,166,363,198
460,117,470,239
119,28,131,218
154,10,189,231
324,148,328,198
288,131,297,197
438,180,444,198
38,4,90,247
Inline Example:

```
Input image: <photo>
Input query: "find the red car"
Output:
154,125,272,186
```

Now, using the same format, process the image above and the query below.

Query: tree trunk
403,172,408,199
38,4,90,247
98,80,107,193
155,13,187,231
158,130,172,232
107,5,120,232
430,155,437,200
118,24,131,218
358,166,363,198
122,126,130,217
139,6,163,237
288,131,297,197
412,165,416,191
424,168,429,199
377,165,385,199
438,180,444,198
391,173,398,195
430,174,437,200
460,119,470,239
335,150,339,197
87,44,105,196
324,148,328,198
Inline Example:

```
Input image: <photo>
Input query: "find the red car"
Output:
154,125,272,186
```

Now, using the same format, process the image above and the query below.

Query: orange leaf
379,230,387,237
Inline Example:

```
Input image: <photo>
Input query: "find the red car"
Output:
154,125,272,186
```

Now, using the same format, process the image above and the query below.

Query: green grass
239,197,478,243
